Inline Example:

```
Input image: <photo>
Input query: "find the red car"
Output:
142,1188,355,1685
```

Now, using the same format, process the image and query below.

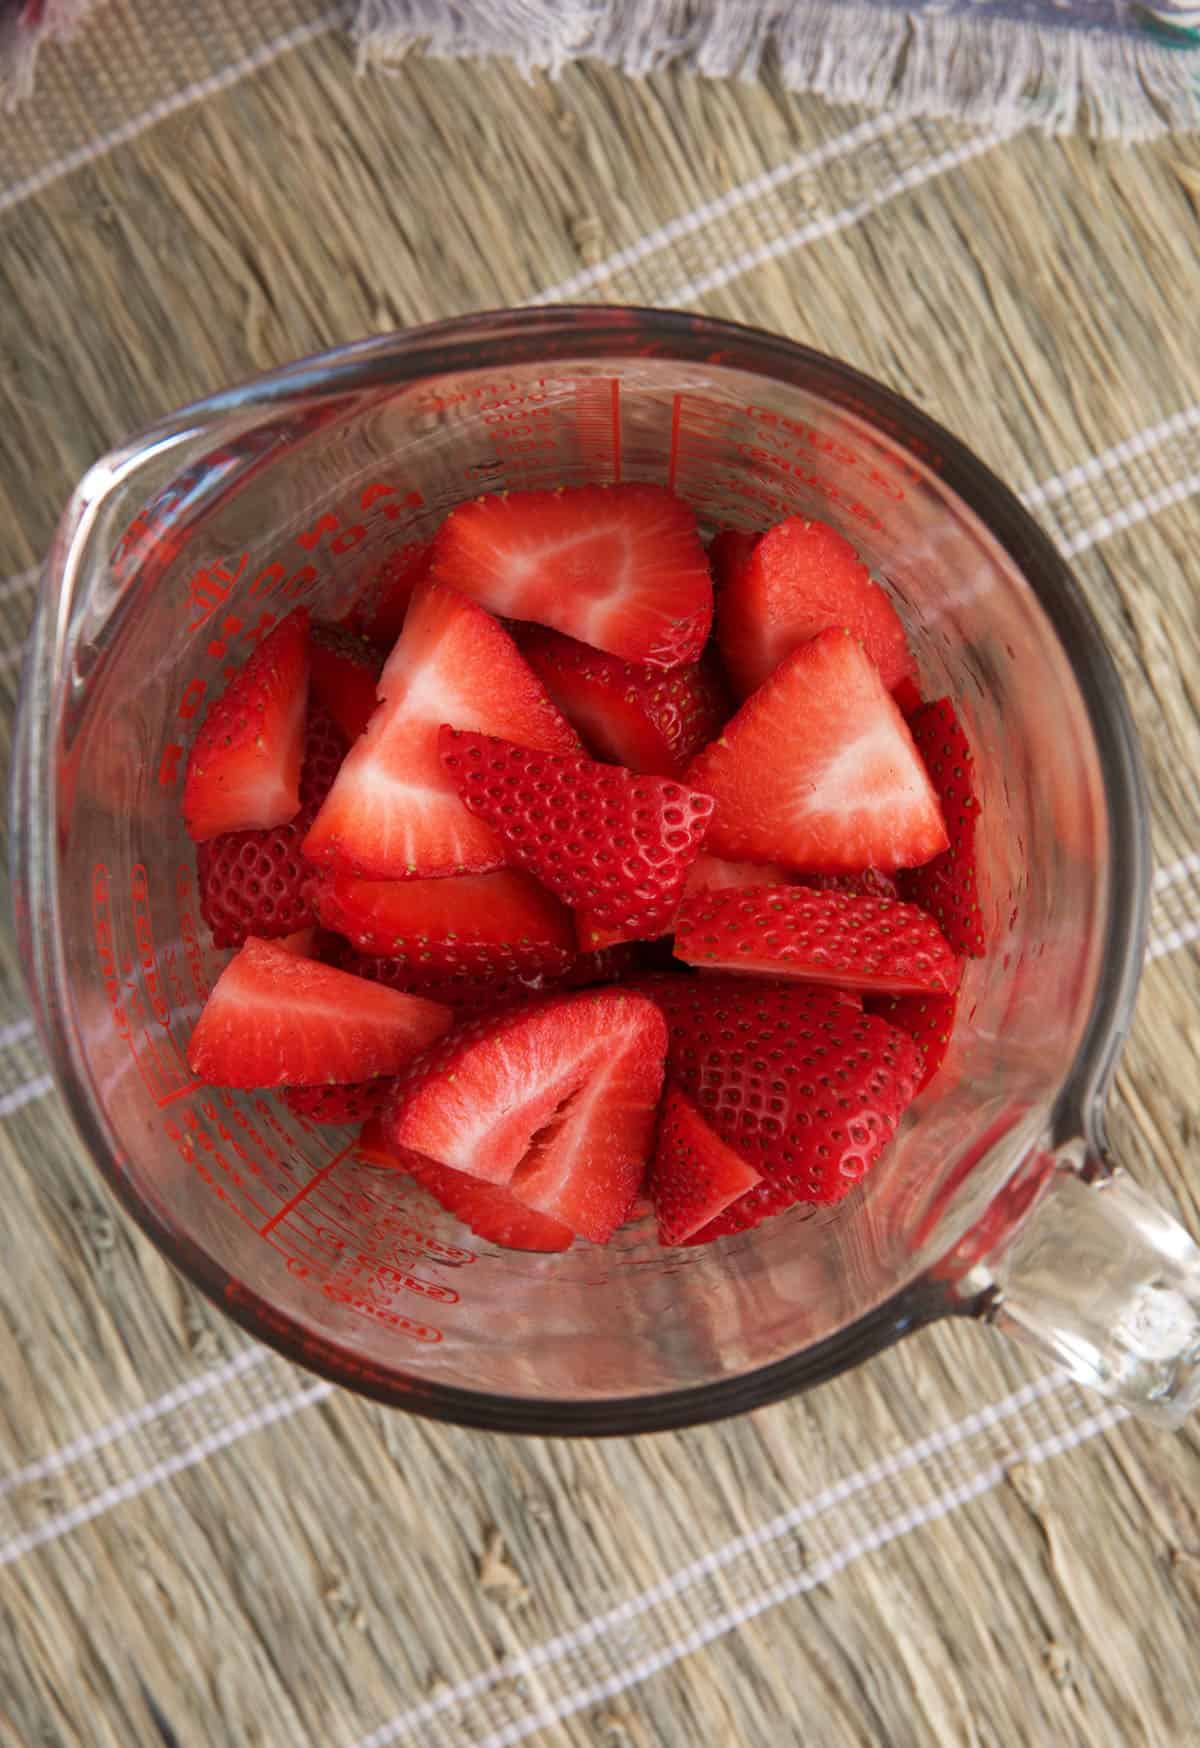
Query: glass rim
13,305,1150,1436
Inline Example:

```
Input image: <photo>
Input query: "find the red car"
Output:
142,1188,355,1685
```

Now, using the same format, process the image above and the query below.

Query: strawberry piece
683,852,792,895
637,975,921,1224
283,1080,390,1124
315,868,576,976
381,989,666,1243
891,675,924,718
308,623,383,744
649,1087,761,1245
717,515,914,698
518,627,729,777
183,608,310,841
795,869,899,901
332,937,633,1014
345,539,434,649
196,705,347,950
358,1122,575,1252
439,728,714,948
897,698,985,957
274,927,320,957
302,580,581,880
708,528,758,591
685,630,948,873
431,484,712,669
186,937,452,1088
866,991,958,1091
674,885,961,995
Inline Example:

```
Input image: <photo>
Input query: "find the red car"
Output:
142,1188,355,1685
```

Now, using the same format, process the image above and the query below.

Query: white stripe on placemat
1061,471,1200,559
0,1019,35,1052
0,8,352,220
1022,404,1200,509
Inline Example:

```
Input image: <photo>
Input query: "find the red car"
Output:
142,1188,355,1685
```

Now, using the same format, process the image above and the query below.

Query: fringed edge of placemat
354,0,1200,139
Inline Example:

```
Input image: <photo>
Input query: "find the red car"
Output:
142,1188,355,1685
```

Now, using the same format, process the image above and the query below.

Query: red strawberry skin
674,885,960,996
186,937,452,1088
708,528,758,591
635,975,921,1222
283,1080,390,1125
197,705,347,950
431,484,713,669
315,868,576,976
685,630,948,874
439,727,714,948
332,940,634,1013
865,991,958,1091
518,627,729,778
898,698,986,957
649,1086,761,1245
345,539,433,649
796,869,899,901
717,515,914,698
183,607,310,841
381,989,666,1243
302,580,581,880
309,623,383,744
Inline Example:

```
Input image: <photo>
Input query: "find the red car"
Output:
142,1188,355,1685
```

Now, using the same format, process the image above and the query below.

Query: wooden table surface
2,28,1200,1748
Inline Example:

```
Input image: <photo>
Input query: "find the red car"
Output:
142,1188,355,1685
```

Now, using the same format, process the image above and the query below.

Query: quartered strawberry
518,627,729,777
183,607,310,841
898,697,985,957
796,869,899,901
717,514,914,698
683,852,792,895
649,1086,761,1245
331,937,633,1014
283,1079,390,1125
674,885,961,996
186,936,452,1088
381,989,666,1243
308,622,383,744
865,991,958,1091
358,1121,575,1252
708,528,758,592
636,975,921,1225
685,630,948,873
431,484,713,669
344,539,433,648
439,727,714,948
197,704,347,949
315,867,576,977
302,580,581,880
273,927,320,957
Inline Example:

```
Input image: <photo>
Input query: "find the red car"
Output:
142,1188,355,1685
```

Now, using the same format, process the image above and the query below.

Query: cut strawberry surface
717,514,914,698
359,1123,576,1252
675,885,960,995
440,727,714,948
274,927,320,957
431,484,713,669
708,528,758,592
795,868,900,901
197,704,347,949
636,975,921,1226
183,607,310,842
344,539,433,648
381,989,666,1243
683,852,792,895
308,622,383,744
891,675,924,718
283,1080,390,1125
866,991,958,1091
302,580,581,880
685,630,948,873
518,627,729,777
897,697,986,957
649,1086,761,1245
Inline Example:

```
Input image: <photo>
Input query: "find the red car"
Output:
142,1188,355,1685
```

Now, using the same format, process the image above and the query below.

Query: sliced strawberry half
717,514,914,698
674,885,960,995
381,989,667,1243
649,1086,761,1245
865,991,958,1091
197,704,347,949
683,852,792,896
186,936,452,1088
283,1080,390,1125
685,630,948,873
795,868,899,901
315,867,576,976
308,622,383,744
302,580,581,880
431,484,712,669
518,626,729,777
897,697,985,957
635,974,920,1221
439,727,714,948
344,538,433,649
708,528,758,592
183,607,310,841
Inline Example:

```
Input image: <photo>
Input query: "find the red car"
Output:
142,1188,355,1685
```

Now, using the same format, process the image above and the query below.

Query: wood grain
0,35,1198,1748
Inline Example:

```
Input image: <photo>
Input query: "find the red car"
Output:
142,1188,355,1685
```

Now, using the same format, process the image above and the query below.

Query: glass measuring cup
13,307,1200,1434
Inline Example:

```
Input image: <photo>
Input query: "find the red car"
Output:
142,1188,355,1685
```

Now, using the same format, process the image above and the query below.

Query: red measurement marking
259,1139,356,1237
667,393,681,493
155,1078,199,1109
609,379,621,484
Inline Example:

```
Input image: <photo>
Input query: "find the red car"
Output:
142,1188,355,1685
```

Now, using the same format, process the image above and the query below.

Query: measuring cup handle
947,1142,1200,1427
